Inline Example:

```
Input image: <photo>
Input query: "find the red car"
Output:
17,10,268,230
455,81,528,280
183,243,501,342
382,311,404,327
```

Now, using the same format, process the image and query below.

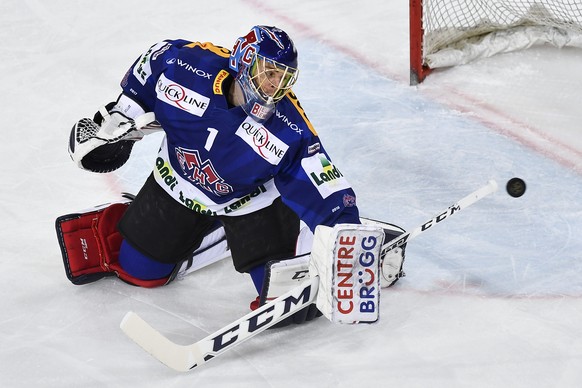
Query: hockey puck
506,177,526,198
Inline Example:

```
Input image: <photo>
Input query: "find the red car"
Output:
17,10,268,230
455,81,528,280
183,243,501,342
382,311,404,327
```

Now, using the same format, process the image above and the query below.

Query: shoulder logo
133,41,171,86
151,43,171,60
213,70,229,95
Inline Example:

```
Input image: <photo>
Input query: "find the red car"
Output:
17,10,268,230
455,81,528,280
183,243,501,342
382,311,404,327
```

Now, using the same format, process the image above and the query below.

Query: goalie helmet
229,25,299,123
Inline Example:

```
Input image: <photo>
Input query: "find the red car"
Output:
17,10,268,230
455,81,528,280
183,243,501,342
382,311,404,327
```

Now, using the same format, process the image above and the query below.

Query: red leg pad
56,203,129,285
56,201,171,287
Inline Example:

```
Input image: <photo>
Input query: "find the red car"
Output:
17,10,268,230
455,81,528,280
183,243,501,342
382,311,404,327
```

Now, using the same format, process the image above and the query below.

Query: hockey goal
410,0,582,84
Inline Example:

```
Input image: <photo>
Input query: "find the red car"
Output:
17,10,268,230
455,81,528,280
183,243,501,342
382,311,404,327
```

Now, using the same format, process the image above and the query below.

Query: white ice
1,0,582,387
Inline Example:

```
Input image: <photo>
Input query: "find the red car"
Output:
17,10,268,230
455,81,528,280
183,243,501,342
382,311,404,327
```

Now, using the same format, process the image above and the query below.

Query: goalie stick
120,180,498,372
121,276,319,372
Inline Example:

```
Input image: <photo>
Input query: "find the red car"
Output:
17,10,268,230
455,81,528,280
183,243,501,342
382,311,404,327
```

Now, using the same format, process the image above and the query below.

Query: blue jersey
120,39,359,231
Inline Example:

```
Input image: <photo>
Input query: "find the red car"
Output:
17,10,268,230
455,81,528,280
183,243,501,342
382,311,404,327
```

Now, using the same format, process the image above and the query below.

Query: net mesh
424,1,582,56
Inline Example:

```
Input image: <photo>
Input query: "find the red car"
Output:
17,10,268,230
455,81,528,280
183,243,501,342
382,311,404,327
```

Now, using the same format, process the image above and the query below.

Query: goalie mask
230,25,299,123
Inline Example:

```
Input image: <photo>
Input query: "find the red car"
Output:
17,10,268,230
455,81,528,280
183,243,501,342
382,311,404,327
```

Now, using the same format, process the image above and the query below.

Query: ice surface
1,0,582,387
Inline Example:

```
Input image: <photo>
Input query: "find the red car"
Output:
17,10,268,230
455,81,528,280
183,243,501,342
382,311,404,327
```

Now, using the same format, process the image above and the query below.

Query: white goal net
410,0,582,82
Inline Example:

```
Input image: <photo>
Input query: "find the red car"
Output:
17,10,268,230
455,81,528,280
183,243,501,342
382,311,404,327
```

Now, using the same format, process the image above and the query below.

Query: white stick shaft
381,180,498,255
121,276,319,372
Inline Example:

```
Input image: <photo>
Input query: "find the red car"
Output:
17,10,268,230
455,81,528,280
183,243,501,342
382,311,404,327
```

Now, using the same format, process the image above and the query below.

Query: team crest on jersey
175,147,233,196
235,117,289,165
156,74,210,117
301,153,351,198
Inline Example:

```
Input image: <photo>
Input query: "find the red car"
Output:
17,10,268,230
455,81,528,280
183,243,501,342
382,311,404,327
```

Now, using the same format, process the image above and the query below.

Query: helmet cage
230,26,298,122
249,54,298,103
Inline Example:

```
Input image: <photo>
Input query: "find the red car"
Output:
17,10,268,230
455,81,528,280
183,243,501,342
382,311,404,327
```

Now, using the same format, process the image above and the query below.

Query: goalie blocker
310,224,385,324
249,220,405,326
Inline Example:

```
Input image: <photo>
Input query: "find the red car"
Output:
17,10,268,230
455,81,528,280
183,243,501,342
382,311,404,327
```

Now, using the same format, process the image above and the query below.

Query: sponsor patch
133,41,169,86
307,142,320,154
155,157,178,191
301,153,351,198
173,58,213,79
156,74,210,117
250,102,271,121
274,109,304,135
235,117,288,165
223,184,267,214
331,227,383,323
213,70,229,95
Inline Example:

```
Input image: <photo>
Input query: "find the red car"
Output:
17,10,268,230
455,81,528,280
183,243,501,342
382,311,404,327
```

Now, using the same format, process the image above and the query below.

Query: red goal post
410,0,582,85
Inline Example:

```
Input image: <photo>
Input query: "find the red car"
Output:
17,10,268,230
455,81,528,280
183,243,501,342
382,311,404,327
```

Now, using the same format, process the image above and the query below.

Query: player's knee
118,240,175,280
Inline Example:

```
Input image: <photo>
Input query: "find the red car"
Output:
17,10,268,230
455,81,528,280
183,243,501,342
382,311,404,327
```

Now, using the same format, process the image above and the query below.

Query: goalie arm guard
68,94,160,173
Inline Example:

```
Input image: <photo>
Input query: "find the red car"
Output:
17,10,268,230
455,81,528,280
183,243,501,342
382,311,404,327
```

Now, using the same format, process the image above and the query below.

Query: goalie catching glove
68,96,160,173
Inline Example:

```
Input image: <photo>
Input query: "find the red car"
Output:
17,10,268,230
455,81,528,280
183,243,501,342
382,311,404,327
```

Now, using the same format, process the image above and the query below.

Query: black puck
506,177,526,198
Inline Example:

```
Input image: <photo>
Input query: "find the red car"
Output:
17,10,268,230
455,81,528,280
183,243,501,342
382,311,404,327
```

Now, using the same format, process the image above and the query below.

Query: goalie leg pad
56,202,128,285
250,254,322,328
309,224,385,324
55,201,169,287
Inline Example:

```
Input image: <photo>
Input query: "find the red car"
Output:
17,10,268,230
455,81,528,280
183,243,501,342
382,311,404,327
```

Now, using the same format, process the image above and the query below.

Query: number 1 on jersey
205,127,218,151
